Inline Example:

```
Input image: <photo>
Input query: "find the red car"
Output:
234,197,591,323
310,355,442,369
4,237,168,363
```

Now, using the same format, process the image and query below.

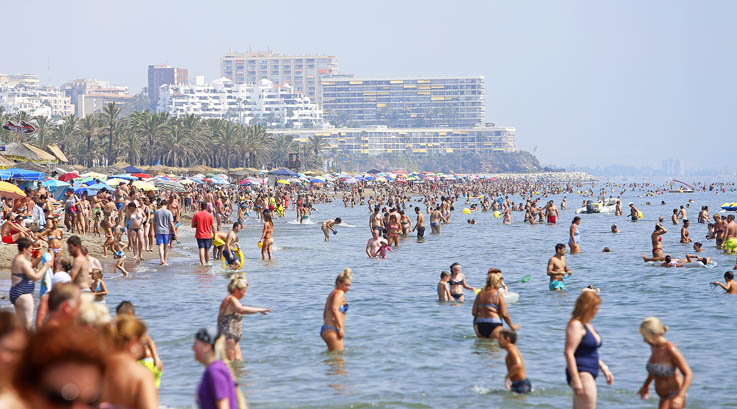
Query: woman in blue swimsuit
321,268,352,352
564,291,613,409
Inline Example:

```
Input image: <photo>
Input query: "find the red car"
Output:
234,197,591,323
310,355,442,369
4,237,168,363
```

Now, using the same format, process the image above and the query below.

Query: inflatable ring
212,237,225,247
493,211,501,218
638,211,643,219
463,208,471,214
222,248,245,271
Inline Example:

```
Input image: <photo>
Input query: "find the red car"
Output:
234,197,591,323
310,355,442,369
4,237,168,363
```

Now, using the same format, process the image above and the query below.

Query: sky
3,0,736,170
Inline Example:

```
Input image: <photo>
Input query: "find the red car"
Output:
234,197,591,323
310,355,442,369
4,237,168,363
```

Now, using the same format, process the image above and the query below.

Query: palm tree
306,134,327,155
31,115,53,149
54,115,80,161
102,103,123,165
118,125,141,165
79,115,102,167
133,111,169,165
204,119,223,167
271,134,296,167
160,123,198,167
214,121,241,170
242,124,271,168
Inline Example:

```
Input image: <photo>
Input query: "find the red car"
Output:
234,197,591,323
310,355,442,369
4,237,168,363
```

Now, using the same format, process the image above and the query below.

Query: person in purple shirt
193,329,238,409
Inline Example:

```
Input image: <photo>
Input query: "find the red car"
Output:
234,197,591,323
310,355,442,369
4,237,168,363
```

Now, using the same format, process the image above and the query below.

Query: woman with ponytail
217,274,271,361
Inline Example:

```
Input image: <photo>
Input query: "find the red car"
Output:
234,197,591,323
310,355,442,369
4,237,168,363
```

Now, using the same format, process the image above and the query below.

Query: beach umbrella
179,179,195,185
42,179,70,190
74,187,88,195
344,178,358,184
131,173,152,179
59,172,79,182
80,172,107,180
0,181,26,199
111,174,136,180
106,178,126,186
86,182,112,192
276,179,290,185
269,168,297,177
122,165,144,174
154,179,186,192
212,177,228,185
310,178,325,184
132,180,157,191
189,178,204,185
73,177,95,185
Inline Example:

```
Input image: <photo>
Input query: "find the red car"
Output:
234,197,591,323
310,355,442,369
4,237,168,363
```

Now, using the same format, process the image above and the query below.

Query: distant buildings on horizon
0,50,519,156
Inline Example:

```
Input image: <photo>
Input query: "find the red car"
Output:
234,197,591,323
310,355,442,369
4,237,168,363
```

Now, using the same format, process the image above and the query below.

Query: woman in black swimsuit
448,262,475,302
472,269,520,339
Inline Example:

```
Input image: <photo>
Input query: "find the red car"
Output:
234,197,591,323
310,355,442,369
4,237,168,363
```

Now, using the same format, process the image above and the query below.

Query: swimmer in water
472,270,520,339
661,255,685,268
680,220,692,244
437,271,452,302
321,268,351,352
321,218,342,242
693,242,703,253
611,224,619,233
548,243,571,290
259,210,274,260
499,329,531,394
569,217,581,254
641,223,668,262
448,262,475,302
637,317,692,409
712,271,737,294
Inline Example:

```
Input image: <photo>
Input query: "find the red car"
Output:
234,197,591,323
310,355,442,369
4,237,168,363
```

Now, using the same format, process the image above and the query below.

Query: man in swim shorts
547,243,571,290
723,215,737,255
223,222,243,270
365,228,386,258
412,206,425,239
545,200,558,224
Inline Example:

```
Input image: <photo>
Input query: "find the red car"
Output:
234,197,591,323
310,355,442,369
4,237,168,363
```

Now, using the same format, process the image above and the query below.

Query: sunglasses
41,384,100,408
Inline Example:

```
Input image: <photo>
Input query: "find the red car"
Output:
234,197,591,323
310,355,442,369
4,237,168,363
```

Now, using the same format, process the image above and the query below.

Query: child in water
713,271,737,294
499,329,531,394
90,270,107,303
112,230,130,276
437,271,452,302
378,242,392,258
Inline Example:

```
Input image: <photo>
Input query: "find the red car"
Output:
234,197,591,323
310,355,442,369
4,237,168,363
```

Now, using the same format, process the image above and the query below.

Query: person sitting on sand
499,329,531,394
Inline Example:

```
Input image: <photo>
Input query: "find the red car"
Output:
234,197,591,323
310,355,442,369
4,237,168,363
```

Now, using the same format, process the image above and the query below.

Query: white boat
575,197,619,214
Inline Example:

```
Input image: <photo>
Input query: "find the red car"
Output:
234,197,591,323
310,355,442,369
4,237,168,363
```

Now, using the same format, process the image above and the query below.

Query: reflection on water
90,188,735,408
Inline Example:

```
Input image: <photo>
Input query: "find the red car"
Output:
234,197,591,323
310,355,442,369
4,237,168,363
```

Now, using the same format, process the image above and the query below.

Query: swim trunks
724,238,737,254
196,238,212,249
547,215,556,224
416,227,425,238
223,250,237,265
549,280,566,291
510,378,532,394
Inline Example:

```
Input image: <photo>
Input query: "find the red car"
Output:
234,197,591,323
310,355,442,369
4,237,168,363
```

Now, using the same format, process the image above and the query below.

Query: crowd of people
1,174,735,408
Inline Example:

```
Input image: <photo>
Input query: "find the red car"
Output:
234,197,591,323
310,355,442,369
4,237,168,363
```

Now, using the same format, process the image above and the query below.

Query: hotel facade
269,124,516,156
320,76,485,129
221,52,338,105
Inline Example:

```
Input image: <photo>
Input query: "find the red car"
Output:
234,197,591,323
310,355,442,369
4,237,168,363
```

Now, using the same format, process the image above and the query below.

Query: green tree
102,103,123,165
79,115,102,167
31,116,53,149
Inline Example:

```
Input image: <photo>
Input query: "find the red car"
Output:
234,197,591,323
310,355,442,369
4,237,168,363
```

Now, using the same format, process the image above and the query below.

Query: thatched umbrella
0,154,16,169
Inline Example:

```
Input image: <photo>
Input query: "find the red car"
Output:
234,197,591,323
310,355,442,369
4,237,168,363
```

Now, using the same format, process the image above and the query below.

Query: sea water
13,187,737,408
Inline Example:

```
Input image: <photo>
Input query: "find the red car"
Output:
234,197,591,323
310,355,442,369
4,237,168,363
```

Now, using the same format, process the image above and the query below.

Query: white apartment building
157,77,323,128
0,84,73,118
221,51,338,105
61,79,131,117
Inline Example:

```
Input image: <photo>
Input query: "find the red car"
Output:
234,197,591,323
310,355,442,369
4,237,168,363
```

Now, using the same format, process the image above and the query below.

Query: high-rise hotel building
320,76,485,128
221,52,338,105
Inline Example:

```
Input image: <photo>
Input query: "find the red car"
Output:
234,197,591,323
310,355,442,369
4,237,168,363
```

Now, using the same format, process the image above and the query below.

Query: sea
5,184,737,408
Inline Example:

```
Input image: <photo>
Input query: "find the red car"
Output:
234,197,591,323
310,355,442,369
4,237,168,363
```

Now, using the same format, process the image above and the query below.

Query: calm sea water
14,186,737,408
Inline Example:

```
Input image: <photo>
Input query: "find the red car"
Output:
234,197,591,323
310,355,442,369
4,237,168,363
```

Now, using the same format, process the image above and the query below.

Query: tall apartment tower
220,51,338,105
147,65,188,109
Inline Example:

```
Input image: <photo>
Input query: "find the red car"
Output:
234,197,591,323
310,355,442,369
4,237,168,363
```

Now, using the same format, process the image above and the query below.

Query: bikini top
479,292,500,312
646,362,676,377
339,304,349,313
449,279,463,286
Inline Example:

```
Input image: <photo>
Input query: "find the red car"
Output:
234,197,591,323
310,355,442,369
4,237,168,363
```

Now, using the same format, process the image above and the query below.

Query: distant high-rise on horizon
320,76,485,128
148,65,188,109
221,51,338,105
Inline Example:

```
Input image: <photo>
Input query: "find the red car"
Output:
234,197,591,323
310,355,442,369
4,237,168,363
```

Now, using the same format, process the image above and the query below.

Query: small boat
575,197,619,214
667,179,695,193
721,202,737,212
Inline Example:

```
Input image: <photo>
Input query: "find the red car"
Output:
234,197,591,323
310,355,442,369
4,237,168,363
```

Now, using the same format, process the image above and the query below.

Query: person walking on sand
153,199,176,266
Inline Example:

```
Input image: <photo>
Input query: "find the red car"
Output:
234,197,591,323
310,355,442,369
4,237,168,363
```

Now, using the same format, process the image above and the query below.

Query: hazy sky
4,0,736,169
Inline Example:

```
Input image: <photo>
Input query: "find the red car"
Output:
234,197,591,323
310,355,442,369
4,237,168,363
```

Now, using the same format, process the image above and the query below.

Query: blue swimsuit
321,304,348,335
566,324,602,384
9,273,34,304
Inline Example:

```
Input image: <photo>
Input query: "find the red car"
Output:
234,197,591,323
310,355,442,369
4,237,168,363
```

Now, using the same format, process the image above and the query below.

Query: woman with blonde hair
321,268,352,351
564,291,613,409
217,274,272,361
637,317,692,409
472,269,520,339
102,315,158,409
